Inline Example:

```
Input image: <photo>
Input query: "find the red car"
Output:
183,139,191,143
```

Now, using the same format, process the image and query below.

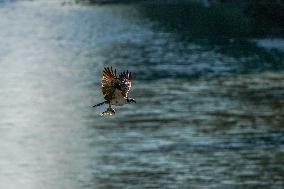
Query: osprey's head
127,98,136,104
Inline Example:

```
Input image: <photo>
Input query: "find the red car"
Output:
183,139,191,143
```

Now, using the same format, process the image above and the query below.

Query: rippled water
0,1,284,189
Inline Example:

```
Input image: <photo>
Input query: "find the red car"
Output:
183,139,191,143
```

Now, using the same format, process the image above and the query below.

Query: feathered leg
102,101,115,115
107,102,115,114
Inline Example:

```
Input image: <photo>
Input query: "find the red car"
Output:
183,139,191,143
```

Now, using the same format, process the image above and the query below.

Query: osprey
93,67,136,115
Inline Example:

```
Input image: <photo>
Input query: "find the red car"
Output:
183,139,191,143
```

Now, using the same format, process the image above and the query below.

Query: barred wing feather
119,70,132,98
101,67,120,101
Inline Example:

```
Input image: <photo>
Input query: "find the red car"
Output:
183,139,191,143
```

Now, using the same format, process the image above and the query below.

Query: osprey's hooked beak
127,98,136,103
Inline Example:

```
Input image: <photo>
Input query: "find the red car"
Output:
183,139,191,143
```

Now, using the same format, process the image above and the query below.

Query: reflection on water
0,1,283,189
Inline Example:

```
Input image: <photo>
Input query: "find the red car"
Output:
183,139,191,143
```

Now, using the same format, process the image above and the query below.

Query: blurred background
0,0,283,188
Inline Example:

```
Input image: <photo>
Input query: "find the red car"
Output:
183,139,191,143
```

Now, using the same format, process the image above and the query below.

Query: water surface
0,1,283,189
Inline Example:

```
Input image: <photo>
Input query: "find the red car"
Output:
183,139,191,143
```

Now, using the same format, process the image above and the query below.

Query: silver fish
101,107,115,116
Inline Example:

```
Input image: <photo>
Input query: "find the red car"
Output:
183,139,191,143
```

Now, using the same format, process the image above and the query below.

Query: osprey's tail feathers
92,101,107,107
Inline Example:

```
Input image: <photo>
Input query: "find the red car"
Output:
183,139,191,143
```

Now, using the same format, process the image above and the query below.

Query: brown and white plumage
93,67,136,115
101,67,120,102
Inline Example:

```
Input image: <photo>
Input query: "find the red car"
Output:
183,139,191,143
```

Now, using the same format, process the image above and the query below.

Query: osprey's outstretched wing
102,67,120,101
119,70,132,98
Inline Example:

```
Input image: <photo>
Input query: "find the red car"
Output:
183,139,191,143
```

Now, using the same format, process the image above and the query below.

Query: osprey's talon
101,107,115,116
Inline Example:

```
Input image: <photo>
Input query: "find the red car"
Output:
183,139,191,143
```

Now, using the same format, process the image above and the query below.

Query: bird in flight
93,67,136,115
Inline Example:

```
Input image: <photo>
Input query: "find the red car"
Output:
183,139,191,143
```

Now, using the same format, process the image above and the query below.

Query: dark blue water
0,1,283,189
